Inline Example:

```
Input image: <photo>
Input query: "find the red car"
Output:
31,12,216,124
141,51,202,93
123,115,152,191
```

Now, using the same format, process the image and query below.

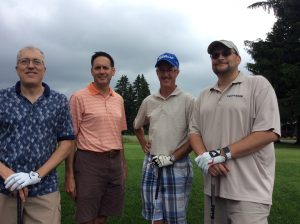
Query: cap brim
155,59,176,67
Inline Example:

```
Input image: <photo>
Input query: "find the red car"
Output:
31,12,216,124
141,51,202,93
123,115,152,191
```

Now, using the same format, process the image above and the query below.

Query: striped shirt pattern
70,83,127,152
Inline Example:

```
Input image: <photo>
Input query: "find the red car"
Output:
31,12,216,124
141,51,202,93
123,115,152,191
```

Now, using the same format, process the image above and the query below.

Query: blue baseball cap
155,53,179,68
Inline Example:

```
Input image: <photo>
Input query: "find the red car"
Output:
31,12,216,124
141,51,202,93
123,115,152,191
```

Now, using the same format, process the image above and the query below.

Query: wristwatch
170,154,176,163
221,146,231,160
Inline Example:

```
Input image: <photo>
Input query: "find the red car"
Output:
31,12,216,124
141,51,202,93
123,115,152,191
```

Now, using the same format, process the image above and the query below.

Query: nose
27,60,35,68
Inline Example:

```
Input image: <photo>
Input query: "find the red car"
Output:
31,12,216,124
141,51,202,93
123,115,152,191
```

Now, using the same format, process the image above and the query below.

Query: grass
58,138,300,223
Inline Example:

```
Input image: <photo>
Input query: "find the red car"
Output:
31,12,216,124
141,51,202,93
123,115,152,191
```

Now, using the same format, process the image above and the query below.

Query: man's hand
65,175,76,200
5,171,41,191
152,155,173,167
194,150,226,174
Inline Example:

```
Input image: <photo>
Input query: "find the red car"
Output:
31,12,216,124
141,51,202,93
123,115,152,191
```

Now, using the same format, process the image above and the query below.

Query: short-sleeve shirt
70,83,127,152
189,72,281,205
0,82,75,196
134,87,194,156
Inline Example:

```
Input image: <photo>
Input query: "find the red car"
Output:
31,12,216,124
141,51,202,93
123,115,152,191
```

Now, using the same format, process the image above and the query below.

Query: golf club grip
17,192,23,224
155,168,162,199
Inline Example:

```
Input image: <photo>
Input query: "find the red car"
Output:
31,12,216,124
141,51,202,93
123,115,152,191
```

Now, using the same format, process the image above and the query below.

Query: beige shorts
0,191,60,224
204,194,271,224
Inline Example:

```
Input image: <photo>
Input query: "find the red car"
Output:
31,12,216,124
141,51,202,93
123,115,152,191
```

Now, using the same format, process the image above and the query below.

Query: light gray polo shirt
134,87,194,156
190,72,281,205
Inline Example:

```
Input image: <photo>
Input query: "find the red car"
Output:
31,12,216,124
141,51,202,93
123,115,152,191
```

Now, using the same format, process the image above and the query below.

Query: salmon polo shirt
70,83,127,152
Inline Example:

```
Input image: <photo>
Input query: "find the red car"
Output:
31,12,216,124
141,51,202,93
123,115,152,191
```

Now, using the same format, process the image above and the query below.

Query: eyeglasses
18,58,44,66
210,49,236,59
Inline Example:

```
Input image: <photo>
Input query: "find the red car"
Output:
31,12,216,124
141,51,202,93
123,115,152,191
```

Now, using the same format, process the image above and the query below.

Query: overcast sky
0,0,276,97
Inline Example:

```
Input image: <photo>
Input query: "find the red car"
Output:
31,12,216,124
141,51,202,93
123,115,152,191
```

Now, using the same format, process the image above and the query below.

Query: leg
24,191,61,224
141,155,164,222
81,215,107,224
0,193,18,224
75,150,108,224
96,215,107,224
163,157,193,224
228,200,271,224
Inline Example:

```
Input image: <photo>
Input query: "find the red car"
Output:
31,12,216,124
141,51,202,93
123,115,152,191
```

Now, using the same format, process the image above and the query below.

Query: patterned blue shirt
0,82,75,196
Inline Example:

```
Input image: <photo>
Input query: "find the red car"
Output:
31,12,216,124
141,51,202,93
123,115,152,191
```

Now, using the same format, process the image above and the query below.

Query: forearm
65,144,76,177
37,140,74,178
172,140,192,161
0,162,14,180
189,133,207,155
229,131,279,159
134,127,147,147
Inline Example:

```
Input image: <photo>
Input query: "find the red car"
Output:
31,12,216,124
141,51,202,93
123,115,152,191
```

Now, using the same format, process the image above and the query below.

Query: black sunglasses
210,49,236,59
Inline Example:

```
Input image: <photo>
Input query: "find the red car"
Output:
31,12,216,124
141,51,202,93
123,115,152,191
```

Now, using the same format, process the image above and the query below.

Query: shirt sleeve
69,94,84,136
252,77,281,136
57,95,75,141
133,100,147,129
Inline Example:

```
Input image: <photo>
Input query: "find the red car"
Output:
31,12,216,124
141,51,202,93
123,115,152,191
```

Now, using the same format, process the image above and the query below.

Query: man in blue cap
134,53,194,224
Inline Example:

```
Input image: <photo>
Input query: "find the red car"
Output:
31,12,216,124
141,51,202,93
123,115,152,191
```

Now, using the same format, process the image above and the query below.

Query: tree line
114,0,300,143
246,0,300,144
114,74,150,134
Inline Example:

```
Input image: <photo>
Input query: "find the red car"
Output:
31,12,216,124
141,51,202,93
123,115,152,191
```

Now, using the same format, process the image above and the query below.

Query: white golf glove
152,155,174,167
5,171,41,191
194,150,226,174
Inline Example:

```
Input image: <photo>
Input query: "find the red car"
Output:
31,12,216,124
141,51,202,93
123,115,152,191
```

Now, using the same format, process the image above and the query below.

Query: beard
212,63,236,76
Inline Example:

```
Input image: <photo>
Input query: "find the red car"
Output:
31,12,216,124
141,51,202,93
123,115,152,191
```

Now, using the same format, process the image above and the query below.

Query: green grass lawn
58,137,300,223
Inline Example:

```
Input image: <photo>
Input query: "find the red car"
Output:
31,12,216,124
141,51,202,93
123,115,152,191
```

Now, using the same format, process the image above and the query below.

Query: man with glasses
64,51,127,224
134,53,193,224
190,40,281,224
0,46,75,223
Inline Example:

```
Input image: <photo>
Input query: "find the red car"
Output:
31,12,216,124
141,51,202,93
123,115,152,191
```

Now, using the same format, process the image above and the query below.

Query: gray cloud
0,0,275,97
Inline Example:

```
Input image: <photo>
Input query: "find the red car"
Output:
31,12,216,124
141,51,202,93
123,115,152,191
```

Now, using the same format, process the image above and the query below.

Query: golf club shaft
152,167,162,224
211,176,215,224
17,191,23,224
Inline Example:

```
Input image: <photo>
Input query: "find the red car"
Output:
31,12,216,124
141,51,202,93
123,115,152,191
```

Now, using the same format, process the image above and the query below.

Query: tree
132,74,151,133
114,75,135,134
132,74,151,113
246,0,300,143
115,74,151,134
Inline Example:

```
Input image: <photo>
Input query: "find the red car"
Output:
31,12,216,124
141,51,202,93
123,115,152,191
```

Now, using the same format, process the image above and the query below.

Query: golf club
152,167,162,224
17,191,23,224
211,176,215,224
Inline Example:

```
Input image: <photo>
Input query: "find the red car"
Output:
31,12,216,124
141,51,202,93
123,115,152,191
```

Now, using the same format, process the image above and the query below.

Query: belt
77,148,120,158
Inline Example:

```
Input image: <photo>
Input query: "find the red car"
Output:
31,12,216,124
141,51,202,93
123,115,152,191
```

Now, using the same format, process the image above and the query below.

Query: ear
237,55,241,64
112,67,116,76
174,69,180,78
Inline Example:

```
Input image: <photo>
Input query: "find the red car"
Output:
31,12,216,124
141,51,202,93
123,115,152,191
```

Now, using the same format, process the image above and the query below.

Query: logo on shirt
226,94,243,98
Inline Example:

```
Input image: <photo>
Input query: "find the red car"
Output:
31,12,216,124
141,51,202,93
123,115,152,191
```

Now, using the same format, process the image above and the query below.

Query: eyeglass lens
211,49,234,59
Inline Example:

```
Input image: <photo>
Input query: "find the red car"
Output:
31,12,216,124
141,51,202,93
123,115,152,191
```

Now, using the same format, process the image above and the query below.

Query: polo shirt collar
87,82,114,96
154,86,182,99
15,81,50,97
210,71,245,92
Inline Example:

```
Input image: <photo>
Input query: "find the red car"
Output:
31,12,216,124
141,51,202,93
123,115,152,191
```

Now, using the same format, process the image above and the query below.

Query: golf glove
152,155,174,167
194,150,226,174
5,171,41,191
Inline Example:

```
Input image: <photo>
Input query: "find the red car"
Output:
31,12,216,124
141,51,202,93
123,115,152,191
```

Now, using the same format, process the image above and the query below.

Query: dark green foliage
114,74,150,134
246,0,300,143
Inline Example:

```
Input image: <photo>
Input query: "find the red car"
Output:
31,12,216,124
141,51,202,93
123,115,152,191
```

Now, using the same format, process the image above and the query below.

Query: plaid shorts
141,154,193,224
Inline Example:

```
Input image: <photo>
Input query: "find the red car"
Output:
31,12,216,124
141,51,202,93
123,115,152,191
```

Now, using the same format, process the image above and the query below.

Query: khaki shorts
75,149,125,223
204,195,271,224
0,191,60,224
